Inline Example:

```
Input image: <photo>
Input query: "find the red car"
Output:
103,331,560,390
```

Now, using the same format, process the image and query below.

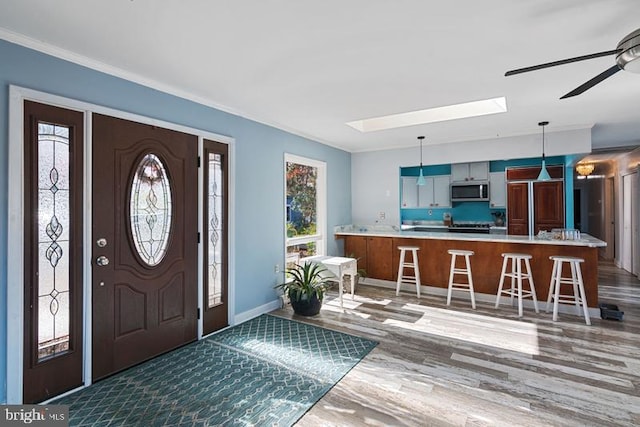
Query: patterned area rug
54,314,377,426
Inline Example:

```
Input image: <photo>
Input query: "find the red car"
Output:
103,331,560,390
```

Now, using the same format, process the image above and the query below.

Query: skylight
346,97,508,132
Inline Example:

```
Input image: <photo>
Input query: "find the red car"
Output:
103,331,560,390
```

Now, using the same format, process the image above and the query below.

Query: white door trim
621,171,637,274
283,153,328,261
7,85,236,403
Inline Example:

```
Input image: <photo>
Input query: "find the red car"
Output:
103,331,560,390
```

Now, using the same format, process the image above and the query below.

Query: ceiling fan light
616,28,640,73
576,163,595,176
622,55,640,73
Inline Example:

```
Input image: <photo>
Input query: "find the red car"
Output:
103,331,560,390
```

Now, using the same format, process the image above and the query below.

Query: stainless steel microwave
450,182,489,202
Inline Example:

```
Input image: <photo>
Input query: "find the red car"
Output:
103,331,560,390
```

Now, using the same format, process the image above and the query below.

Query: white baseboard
233,299,282,325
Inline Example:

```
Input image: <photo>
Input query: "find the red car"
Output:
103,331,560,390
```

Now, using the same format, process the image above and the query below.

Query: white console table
299,255,358,309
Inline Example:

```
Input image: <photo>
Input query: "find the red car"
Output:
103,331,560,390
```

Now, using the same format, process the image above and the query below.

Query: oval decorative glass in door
129,153,172,266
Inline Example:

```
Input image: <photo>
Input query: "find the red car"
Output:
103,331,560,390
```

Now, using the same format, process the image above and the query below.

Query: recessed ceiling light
346,97,508,133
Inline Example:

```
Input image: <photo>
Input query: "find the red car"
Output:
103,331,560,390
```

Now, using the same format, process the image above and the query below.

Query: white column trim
7,86,25,404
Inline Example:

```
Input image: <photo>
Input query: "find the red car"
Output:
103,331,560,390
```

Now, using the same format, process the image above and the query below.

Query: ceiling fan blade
560,64,621,99
505,49,620,76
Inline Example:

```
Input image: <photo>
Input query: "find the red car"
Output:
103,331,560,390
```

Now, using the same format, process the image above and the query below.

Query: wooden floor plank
272,261,640,426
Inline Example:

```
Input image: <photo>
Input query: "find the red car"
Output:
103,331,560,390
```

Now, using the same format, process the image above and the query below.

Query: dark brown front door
91,114,198,380
23,101,84,403
202,140,229,334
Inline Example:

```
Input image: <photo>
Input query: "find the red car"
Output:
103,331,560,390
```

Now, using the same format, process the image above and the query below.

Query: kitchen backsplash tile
401,202,506,224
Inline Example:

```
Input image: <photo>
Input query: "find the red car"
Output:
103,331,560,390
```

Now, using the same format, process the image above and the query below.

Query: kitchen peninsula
335,225,606,308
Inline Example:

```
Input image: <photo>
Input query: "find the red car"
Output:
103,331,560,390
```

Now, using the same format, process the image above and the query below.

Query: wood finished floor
271,261,640,427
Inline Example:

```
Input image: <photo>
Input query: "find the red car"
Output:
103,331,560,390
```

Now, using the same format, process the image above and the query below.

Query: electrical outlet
378,211,386,220
428,209,433,215
274,264,279,273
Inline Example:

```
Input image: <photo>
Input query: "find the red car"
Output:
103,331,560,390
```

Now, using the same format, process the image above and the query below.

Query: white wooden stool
495,253,539,317
396,246,421,298
446,249,475,308
546,256,591,325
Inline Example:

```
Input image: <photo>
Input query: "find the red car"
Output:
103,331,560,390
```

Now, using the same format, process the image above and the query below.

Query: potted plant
275,262,333,316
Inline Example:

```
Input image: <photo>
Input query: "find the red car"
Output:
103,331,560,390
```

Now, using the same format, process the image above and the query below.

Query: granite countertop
334,225,607,248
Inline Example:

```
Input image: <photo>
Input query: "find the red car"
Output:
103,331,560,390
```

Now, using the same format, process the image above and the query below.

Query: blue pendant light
417,136,426,186
537,121,551,181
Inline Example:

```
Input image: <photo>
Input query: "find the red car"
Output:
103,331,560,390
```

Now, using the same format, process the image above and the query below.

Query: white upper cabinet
418,175,451,208
417,180,431,207
451,162,489,182
432,175,452,207
489,171,506,208
401,177,418,208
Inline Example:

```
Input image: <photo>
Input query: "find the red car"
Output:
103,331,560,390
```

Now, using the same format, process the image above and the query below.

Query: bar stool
396,246,421,298
546,256,591,325
495,253,539,317
446,249,475,308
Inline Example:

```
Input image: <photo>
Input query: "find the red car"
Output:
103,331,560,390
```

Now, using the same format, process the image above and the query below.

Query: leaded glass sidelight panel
37,122,71,360
207,153,224,307
130,153,172,266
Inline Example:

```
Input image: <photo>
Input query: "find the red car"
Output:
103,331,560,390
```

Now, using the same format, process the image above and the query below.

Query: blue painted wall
0,39,352,402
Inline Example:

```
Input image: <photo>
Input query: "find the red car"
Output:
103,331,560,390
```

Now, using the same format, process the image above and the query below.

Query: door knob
96,255,109,266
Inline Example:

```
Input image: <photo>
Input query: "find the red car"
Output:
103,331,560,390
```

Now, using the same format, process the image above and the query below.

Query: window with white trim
284,154,326,267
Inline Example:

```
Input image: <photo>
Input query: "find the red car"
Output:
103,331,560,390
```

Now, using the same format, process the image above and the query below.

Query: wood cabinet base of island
340,235,599,309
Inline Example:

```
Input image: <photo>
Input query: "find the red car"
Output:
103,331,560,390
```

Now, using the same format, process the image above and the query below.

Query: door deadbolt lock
96,238,108,248
96,255,109,266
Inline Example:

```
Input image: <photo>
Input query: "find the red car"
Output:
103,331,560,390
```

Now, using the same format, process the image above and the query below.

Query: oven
448,223,491,234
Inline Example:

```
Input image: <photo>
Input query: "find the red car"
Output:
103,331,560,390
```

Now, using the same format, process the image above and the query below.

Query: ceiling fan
505,28,640,99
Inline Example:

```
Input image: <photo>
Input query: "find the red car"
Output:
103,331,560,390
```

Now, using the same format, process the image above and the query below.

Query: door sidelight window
36,122,71,361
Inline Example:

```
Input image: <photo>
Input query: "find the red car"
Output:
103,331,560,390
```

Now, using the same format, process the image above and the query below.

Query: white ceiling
1,0,639,153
